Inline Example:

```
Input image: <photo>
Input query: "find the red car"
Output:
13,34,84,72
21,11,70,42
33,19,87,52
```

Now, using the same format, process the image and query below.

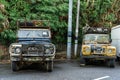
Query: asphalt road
0,61,120,80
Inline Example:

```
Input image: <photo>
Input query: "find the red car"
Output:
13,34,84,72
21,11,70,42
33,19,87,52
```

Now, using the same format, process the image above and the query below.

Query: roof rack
17,20,50,29
83,26,111,34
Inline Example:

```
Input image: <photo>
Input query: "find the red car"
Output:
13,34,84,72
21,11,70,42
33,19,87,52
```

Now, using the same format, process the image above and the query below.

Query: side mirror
110,39,112,43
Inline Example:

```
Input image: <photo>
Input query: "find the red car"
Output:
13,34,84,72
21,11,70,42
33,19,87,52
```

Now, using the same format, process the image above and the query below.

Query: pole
67,0,73,59
74,0,80,57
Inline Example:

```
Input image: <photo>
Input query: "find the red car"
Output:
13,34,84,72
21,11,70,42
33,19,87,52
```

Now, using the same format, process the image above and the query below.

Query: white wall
111,25,120,57
111,25,120,39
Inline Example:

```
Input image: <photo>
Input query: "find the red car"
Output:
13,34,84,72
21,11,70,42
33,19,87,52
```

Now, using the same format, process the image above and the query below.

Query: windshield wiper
37,34,41,37
26,32,31,38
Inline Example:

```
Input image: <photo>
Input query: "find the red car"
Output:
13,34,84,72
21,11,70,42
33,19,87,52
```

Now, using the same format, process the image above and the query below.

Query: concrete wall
0,43,9,61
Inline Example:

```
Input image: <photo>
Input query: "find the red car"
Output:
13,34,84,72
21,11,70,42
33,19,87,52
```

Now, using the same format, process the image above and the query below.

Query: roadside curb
54,59,78,63
0,60,10,64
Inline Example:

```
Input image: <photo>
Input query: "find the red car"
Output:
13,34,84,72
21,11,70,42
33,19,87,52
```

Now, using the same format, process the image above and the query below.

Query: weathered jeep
80,26,116,67
9,20,56,72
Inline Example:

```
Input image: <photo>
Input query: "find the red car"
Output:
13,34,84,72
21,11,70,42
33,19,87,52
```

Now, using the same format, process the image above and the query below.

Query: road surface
0,60,120,80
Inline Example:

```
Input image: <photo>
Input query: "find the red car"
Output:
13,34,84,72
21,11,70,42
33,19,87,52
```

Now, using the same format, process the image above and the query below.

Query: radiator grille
22,44,44,54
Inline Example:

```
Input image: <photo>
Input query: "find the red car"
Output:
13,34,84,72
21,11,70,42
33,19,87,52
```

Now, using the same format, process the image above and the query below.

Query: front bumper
81,55,116,59
10,54,55,61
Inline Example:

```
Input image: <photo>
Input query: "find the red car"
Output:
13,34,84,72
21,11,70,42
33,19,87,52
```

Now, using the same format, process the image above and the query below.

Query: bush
0,0,120,45
0,29,16,46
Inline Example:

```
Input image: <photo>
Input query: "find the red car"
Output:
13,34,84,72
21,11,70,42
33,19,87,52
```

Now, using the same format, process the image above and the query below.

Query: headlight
15,48,21,54
108,49,112,53
44,45,54,54
45,49,51,54
85,47,91,52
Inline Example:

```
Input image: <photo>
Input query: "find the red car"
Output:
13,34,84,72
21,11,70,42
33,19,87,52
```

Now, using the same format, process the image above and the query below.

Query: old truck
9,20,56,72
80,26,116,67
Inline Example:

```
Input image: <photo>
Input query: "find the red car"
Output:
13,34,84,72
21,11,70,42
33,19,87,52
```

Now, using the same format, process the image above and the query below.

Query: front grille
95,47,103,53
22,44,44,54
92,46,105,54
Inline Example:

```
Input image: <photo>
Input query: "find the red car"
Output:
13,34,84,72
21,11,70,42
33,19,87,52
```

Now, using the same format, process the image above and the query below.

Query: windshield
83,34,110,44
17,29,50,38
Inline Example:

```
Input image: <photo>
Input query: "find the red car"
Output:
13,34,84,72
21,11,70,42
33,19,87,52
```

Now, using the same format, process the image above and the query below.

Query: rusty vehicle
80,26,116,67
9,20,56,72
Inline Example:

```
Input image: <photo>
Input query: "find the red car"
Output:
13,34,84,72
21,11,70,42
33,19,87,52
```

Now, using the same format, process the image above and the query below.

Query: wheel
48,61,53,72
45,61,53,72
80,58,86,66
116,56,120,62
11,61,19,71
85,58,90,65
107,59,115,68
80,51,86,66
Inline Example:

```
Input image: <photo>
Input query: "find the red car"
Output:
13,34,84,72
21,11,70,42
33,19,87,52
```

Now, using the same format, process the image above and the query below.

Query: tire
116,56,120,62
11,61,19,71
107,59,115,68
85,59,90,65
80,51,86,66
45,61,53,72
80,58,86,67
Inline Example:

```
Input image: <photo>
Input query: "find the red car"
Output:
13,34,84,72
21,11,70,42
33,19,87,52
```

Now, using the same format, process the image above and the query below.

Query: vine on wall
0,0,120,45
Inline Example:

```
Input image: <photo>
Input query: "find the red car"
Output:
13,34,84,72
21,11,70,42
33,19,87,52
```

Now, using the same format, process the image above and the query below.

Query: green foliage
0,0,120,45
0,13,5,21
80,0,119,27
0,29,16,45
